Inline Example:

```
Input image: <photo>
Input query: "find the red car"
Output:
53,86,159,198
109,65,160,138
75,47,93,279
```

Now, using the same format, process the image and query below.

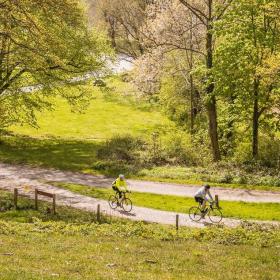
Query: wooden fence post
97,204,101,223
176,214,179,231
215,195,219,209
35,189,38,210
14,188,18,209
53,194,56,214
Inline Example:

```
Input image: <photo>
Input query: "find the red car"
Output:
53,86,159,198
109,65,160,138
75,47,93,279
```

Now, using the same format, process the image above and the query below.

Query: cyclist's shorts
195,196,204,205
112,186,119,192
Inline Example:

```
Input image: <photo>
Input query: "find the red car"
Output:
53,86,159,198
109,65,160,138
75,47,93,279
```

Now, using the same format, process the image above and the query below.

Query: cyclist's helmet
205,184,211,189
119,174,125,180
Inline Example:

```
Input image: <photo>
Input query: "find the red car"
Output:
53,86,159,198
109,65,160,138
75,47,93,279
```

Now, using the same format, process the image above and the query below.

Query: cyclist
194,184,214,215
112,174,128,199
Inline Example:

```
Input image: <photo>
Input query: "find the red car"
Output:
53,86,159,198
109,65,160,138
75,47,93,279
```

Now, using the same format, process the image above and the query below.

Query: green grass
0,231,279,280
0,189,280,279
0,136,100,172
10,79,174,140
54,183,280,222
0,189,105,224
137,166,280,191
0,133,279,191
0,190,279,279
0,77,278,190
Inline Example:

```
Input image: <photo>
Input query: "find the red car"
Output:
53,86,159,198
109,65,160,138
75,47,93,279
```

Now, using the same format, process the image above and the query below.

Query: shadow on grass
0,134,144,177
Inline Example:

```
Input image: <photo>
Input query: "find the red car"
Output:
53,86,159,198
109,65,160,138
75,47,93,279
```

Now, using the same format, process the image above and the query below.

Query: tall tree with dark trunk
214,0,280,159
179,0,234,161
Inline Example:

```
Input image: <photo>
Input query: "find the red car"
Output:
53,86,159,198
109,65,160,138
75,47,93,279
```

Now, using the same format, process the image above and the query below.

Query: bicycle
189,200,223,224
108,191,133,212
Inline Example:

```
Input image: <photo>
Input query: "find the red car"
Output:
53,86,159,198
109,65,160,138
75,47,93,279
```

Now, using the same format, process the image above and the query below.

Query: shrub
94,135,146,175
97,134,145,163
233,136,280,168
218,173,234,184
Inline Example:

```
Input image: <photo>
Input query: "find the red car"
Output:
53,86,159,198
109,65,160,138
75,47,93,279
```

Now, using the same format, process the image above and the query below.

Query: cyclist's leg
112,186,122,200
117,189,122,199
202,197,209,212
195,196,204,209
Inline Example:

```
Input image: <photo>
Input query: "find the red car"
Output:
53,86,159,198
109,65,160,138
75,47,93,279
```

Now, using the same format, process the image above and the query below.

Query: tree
92,0,149,58
137,1,204,133
0,0,112,127
214,0,280,158
178,0,234,161
133,0,233,160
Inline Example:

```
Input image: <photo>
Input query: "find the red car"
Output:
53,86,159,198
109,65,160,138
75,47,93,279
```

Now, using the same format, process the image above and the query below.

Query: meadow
0,189,279,280
0,77,279,190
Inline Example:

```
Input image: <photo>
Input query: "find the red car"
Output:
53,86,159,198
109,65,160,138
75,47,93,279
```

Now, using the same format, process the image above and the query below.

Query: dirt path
0,163,280,203
0,162,279,228
0,175,277,229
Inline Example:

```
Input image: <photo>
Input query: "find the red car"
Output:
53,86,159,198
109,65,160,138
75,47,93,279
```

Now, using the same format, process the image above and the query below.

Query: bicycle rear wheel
189,206,203,222
208,207,223,224
108,195,118,209
121,198,132,212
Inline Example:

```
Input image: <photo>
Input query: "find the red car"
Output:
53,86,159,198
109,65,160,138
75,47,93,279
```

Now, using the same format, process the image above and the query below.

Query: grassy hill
10,77,174,140
0,77,279,189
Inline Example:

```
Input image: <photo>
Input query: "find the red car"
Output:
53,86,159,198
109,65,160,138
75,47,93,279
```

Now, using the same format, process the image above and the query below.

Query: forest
88,0,280,167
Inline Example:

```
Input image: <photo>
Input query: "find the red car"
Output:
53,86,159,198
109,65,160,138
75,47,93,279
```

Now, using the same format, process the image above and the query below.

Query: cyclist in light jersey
194,184,213,212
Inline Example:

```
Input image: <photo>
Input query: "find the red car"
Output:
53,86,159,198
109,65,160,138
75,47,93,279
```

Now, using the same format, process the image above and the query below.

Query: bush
258,136,280,168
144,132,207,166
218,173,234,184
233,136,280,168
97,134,145,163
94,135,146,175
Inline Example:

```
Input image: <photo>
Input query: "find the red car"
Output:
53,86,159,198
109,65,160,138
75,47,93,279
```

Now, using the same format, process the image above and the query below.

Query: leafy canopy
0,0,113,127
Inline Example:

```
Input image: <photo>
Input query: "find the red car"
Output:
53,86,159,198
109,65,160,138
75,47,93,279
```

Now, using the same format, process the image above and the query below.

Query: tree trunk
190,74,195,134
206,26,221,161
189,14,195,134
252,79,259,158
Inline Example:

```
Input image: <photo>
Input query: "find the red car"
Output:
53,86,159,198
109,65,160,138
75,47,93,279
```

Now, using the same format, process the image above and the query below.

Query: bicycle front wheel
208,208,223,224
108,195,118,210
189,206,203,222
121,198,132,212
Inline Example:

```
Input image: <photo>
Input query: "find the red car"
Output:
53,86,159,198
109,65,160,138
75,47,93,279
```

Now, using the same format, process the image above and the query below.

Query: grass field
1,232,279,280
0,189,280,280
54,183,280,222
10,78,174,140
0,77,279,190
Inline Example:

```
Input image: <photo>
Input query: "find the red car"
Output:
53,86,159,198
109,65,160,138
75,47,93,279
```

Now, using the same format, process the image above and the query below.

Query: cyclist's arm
121,181,128,192
207,190,214,201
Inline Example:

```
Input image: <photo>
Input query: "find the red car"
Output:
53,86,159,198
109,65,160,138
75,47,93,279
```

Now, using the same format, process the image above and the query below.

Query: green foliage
94,135,146,175
0,0,113,128
159,76,190,128
233,136,280,168
139,164,280,190
214,0,280,158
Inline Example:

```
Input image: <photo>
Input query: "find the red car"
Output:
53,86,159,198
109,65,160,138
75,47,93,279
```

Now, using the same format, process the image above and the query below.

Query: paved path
0,163,279,228
0,163,280,203
0,176,273,228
